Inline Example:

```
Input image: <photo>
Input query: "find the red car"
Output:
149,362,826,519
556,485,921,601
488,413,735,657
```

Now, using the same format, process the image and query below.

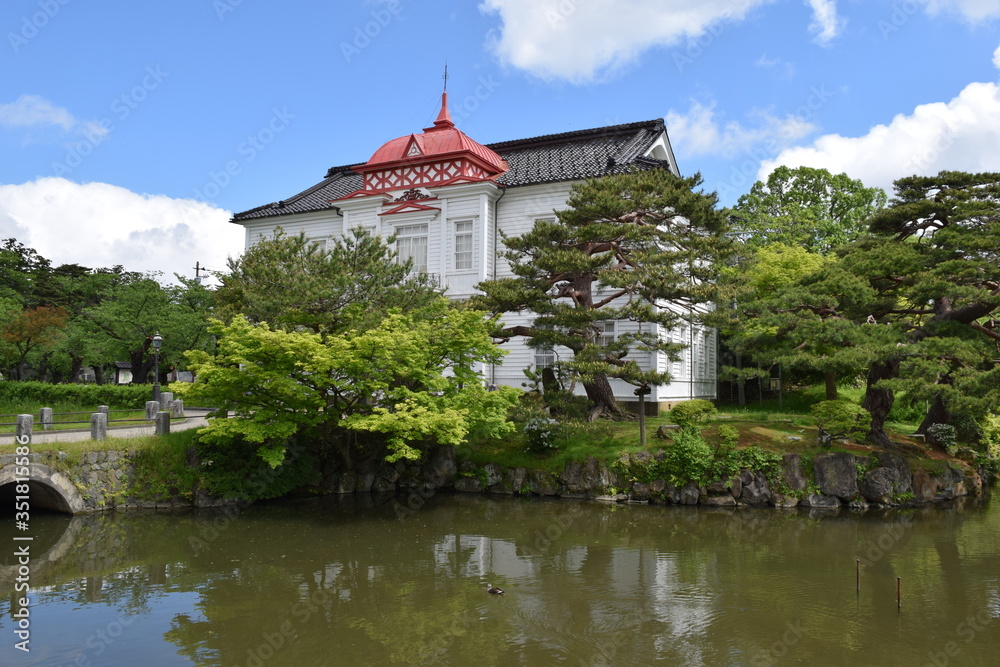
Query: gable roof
232,118,673,223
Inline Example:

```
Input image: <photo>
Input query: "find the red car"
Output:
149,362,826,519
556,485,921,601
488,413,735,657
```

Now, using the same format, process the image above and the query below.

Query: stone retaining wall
11,445,993,513
320,447,992,510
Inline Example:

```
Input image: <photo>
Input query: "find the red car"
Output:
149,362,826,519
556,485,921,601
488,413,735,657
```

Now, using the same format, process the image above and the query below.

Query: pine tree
475,169,731,419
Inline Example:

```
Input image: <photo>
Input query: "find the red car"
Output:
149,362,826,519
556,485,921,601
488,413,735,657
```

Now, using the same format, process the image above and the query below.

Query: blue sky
1,0,998,282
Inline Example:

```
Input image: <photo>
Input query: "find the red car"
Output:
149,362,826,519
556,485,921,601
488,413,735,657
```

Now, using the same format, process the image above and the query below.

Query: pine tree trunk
583,373,623,422
824,371,838,401
862,358,899,448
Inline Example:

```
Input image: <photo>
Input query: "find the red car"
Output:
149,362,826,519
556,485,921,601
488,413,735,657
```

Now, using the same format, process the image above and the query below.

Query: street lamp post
152,333,163,404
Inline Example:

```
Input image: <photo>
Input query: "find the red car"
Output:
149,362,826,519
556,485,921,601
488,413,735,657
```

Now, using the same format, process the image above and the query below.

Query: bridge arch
0,463,87,514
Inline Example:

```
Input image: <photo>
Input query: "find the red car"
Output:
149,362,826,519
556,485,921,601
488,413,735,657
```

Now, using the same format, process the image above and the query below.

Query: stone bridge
0,455,87,514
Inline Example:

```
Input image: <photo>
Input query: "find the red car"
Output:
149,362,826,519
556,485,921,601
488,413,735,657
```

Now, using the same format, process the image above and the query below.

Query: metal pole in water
897,577,901,611
856,559,860,595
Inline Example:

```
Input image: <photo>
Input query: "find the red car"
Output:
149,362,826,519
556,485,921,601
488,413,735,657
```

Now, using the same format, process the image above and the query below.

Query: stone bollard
154,412,170,436
16,414,33,440
91,413,107,441
161,392,174,411
98,405,110,415
145,401,160,420
40,407,53,431
170,399,184,419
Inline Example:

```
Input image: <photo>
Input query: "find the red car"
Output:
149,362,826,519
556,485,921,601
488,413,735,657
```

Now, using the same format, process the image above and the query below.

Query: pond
2,492,998,666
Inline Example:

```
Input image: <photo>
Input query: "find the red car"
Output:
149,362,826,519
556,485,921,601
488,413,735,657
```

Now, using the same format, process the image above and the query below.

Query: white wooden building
231,94,717,411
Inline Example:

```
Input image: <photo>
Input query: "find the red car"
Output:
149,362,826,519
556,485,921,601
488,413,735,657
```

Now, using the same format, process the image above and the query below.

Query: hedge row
0,381,153,409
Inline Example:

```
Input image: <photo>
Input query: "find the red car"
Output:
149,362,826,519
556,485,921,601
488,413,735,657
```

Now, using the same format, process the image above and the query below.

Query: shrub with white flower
524,417,561,453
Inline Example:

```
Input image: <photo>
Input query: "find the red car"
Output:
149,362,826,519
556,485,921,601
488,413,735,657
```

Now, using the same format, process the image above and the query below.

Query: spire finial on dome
431,90,454,130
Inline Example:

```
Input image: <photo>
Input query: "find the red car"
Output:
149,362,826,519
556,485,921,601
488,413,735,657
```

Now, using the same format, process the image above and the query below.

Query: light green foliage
717,424,740,449
668,399,718,427
982,414,1000,460
474,169,731,416
659,427,715,485
185,300,519,466
733,166,887,254
745,244,829,293
810,400,869,440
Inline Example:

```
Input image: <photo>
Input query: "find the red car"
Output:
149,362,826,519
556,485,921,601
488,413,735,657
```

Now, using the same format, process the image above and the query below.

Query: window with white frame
454,220,474,271
535,346,556,370
395,223,428,274
596,321,615,347
307,237,329,252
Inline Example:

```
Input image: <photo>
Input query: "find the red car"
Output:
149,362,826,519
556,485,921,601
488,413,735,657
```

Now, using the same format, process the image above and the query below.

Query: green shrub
717,424,740,449
193,430,319,502
810,400,868,444
668,400,717,427
982,414,1000,461
926,423,957,453
523,417,561,454
0,380,152,410
658,426,715,484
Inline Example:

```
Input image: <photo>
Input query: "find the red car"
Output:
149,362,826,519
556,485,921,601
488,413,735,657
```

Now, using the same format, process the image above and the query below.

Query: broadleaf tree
474,169,731,419
732,165,887,254
183,300,520,468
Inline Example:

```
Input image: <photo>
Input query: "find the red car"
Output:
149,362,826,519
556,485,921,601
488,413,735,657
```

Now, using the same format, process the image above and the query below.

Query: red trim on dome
352,90,508,194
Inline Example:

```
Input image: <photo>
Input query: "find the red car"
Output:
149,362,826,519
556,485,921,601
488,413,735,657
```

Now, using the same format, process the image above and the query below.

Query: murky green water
2,493,998,666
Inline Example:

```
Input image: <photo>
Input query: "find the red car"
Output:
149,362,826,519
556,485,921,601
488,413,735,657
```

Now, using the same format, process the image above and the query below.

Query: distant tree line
0,238,214,385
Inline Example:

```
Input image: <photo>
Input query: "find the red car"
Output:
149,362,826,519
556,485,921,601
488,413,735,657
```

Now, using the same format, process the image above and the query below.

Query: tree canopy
732,165,886,254
184,300,519,469
474,169,731,418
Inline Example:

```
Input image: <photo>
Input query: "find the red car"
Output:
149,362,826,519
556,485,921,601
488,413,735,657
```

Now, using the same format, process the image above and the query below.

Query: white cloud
994,42,1000,69
0,95,107,142
0,178,243,284
666,100,817,159
805,0,843,45
759,80,1000,194
923,0,1000,22
479,0,777,82
0,95,76,131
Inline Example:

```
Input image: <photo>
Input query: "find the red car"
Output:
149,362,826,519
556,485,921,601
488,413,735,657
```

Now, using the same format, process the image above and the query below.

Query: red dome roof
361,93,507,176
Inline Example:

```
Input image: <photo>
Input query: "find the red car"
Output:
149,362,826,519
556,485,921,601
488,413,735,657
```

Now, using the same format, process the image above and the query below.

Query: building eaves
231,119,669,222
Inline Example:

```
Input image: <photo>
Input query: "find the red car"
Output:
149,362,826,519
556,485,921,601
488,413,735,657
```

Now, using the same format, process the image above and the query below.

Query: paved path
0,409,214,445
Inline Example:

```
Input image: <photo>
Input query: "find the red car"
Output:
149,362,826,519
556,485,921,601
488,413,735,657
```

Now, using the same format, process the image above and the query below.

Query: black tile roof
232,118,671,222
